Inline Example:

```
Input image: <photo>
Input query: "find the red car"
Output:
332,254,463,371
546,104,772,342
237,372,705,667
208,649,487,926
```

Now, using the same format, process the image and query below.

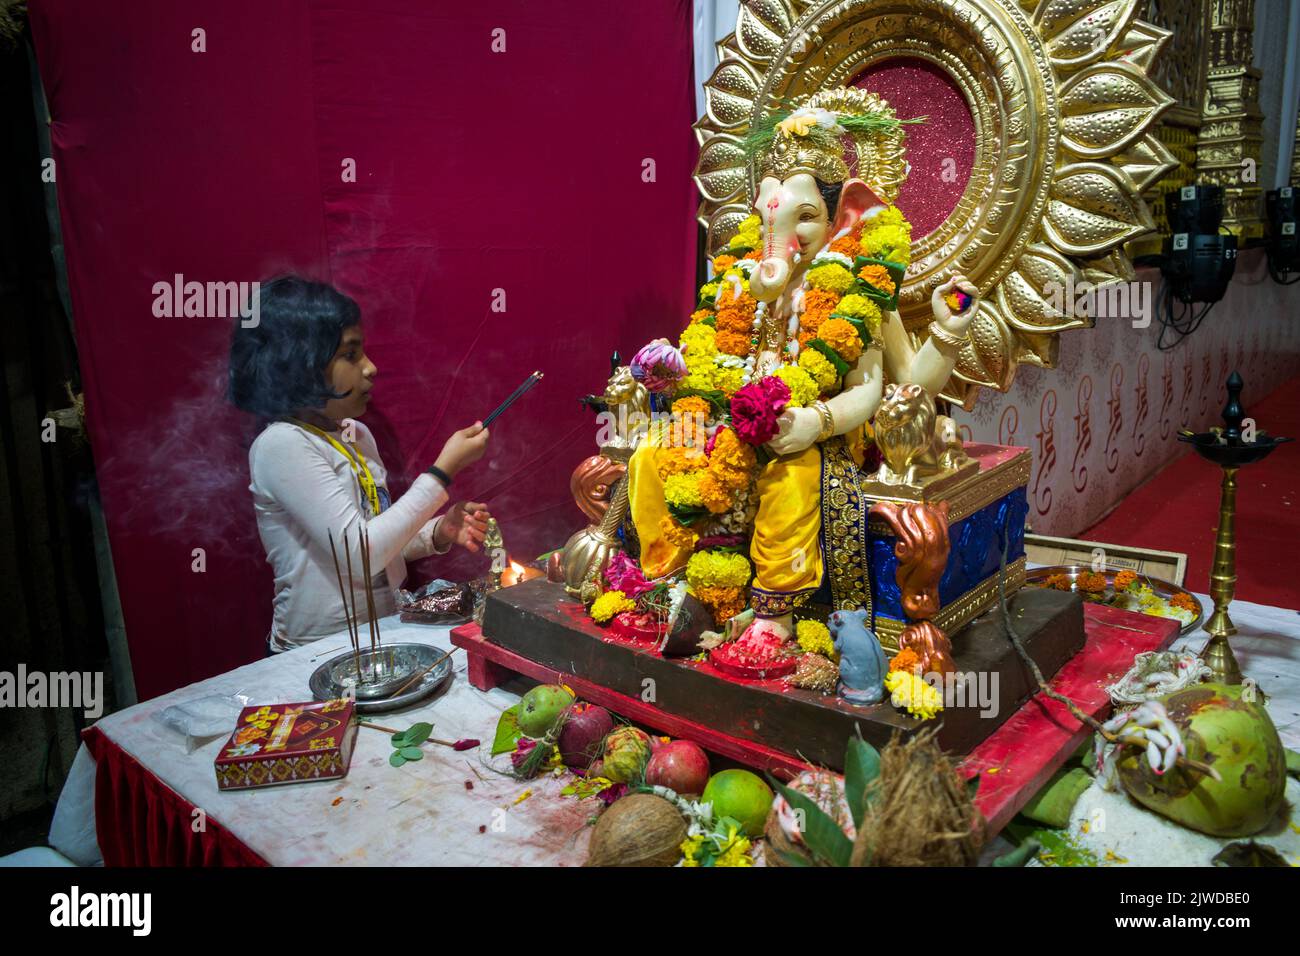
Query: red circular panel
853,57,975,237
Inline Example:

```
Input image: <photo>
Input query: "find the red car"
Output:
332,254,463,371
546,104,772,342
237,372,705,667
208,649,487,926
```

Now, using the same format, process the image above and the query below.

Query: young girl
229,276,491,652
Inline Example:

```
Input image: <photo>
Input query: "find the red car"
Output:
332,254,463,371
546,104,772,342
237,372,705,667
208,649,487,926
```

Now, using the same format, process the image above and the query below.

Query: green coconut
1117,683,1286,837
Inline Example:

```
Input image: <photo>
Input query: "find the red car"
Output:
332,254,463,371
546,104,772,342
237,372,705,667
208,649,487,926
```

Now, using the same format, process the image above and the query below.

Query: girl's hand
435,501,491,553
435,422,490,477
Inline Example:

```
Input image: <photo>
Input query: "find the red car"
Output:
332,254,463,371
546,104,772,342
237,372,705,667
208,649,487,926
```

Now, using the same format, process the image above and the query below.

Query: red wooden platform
451,602,1178,836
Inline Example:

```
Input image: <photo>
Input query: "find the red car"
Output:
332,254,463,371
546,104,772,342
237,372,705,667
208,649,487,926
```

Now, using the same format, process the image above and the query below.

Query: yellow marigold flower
884,670,944,720
680,834,705,867
679,322,717,356
660,516,698,552
860,223,911,265
665,472,706,509
796,619,837,661
590,590,635,623
818,317,863,363
715,826,754,867
714,365,746,396
798,347,838,391
805,263,855,294
699,281,720,301
876,205,906,228
772,365,819,408
686,551,751,589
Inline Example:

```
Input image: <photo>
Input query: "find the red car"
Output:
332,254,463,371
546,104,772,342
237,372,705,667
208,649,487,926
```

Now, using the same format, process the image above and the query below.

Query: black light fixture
1264,187,1299,284
1155,184,1238,350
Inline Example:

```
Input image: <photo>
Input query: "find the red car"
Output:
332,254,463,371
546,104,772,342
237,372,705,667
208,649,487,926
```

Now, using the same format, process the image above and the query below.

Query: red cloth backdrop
29,1,698,698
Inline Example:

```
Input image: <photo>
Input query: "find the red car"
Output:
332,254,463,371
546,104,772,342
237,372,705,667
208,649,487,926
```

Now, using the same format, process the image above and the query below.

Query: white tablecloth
51,618,595,866
50,591,1300,867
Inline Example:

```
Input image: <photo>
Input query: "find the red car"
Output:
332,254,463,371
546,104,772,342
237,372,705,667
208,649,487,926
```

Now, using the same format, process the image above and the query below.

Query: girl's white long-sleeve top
248,419,449,650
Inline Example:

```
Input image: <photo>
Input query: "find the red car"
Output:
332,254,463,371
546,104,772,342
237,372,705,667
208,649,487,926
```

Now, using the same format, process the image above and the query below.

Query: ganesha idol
567,88,989,649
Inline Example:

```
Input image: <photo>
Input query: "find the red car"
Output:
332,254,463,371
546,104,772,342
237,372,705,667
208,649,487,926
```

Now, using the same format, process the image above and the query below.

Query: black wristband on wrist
427,464,452,487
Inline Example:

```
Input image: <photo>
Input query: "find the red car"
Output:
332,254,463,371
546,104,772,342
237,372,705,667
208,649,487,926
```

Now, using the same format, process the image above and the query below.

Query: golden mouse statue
576,89,980,642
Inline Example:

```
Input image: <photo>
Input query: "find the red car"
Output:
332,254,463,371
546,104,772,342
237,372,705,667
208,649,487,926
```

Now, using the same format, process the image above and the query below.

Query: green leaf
491,705,524,756
389,751,407,768
805,338,850,377
1019,767,1091,829
768,776,853,867
403,722,433,747
844,733,881,829
992,839,1041,867
400,747,424,761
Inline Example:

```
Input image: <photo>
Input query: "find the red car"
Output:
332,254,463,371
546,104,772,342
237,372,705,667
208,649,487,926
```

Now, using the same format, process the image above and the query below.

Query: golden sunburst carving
694,0,1177,407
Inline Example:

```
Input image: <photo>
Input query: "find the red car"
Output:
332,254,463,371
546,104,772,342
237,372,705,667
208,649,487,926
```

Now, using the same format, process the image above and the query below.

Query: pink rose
729,376,791,446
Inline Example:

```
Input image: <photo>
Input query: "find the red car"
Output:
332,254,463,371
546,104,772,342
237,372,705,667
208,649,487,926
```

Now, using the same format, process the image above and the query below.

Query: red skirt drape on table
83,726,267,867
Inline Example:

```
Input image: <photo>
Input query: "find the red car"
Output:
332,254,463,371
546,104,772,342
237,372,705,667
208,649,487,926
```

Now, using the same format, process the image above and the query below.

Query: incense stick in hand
483,371,542,427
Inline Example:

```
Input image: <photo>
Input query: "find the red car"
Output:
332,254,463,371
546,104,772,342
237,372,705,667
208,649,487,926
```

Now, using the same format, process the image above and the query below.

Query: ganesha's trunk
747,225,801,303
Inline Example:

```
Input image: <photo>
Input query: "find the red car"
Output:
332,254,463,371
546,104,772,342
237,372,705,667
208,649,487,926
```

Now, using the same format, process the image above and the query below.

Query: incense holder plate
309,643,453,714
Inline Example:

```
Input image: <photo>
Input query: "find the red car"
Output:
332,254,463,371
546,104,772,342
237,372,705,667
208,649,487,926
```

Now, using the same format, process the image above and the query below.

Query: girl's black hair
228,276,360,419
816,179,844,223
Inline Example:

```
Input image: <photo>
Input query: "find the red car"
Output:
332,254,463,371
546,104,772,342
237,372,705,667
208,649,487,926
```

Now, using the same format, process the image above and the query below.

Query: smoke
98,351,263,558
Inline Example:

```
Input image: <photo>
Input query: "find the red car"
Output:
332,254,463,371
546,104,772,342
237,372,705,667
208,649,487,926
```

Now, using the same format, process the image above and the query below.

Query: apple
517,684,574,738
558,703,614,769
645,740,711,797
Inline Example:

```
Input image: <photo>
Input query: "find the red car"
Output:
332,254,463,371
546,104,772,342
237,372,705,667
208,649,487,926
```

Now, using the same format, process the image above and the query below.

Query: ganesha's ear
831,178,888,239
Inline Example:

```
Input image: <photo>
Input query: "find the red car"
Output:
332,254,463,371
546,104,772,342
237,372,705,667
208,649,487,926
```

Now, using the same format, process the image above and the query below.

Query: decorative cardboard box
215,699,357,791
812,442,1031,651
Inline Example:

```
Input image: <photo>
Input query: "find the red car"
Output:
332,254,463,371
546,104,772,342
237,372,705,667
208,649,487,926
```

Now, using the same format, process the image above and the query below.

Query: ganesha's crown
746,88,912,202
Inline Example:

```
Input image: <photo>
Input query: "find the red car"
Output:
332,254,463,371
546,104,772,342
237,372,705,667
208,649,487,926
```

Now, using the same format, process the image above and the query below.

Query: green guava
517,684,574,738
702,769,774,838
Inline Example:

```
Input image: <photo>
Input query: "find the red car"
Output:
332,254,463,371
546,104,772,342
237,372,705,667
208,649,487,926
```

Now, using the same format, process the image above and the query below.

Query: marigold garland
686,550,752,589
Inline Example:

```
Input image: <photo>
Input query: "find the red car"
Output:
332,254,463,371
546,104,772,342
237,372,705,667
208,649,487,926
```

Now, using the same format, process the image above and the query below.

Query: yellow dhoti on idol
629,426,871,619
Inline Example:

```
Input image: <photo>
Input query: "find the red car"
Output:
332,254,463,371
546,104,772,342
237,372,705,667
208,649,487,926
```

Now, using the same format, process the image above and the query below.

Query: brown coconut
585,793,688,867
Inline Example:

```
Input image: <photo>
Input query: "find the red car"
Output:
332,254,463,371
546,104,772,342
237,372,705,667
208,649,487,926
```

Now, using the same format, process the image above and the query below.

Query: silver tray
1025,565,1204,635
308,642,453,714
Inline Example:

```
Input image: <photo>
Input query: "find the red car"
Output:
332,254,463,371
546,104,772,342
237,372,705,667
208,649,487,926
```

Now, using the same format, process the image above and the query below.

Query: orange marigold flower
1113,569,1137,591
698,474,733,514
694,585,748,626
818,318,863,363
744,249,762,260
1076,571,1107,593
798,329,817,347
1044,573,1072,591
660,516,698,552
690,309,715,325
889,647,921,674
657,445,707,480
712,254,737,274
1170,592,1199,613
805,288,841,312
829,236,859,256
715,330,751,357
672,396,710,419
715,308,753,335
858,263,896,295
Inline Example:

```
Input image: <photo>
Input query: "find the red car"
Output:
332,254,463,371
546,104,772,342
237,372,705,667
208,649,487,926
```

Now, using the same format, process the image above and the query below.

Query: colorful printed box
215,698,357,791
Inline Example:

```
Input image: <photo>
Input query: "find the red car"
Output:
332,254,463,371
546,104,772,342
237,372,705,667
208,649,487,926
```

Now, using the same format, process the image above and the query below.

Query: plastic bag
158,693,253,753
